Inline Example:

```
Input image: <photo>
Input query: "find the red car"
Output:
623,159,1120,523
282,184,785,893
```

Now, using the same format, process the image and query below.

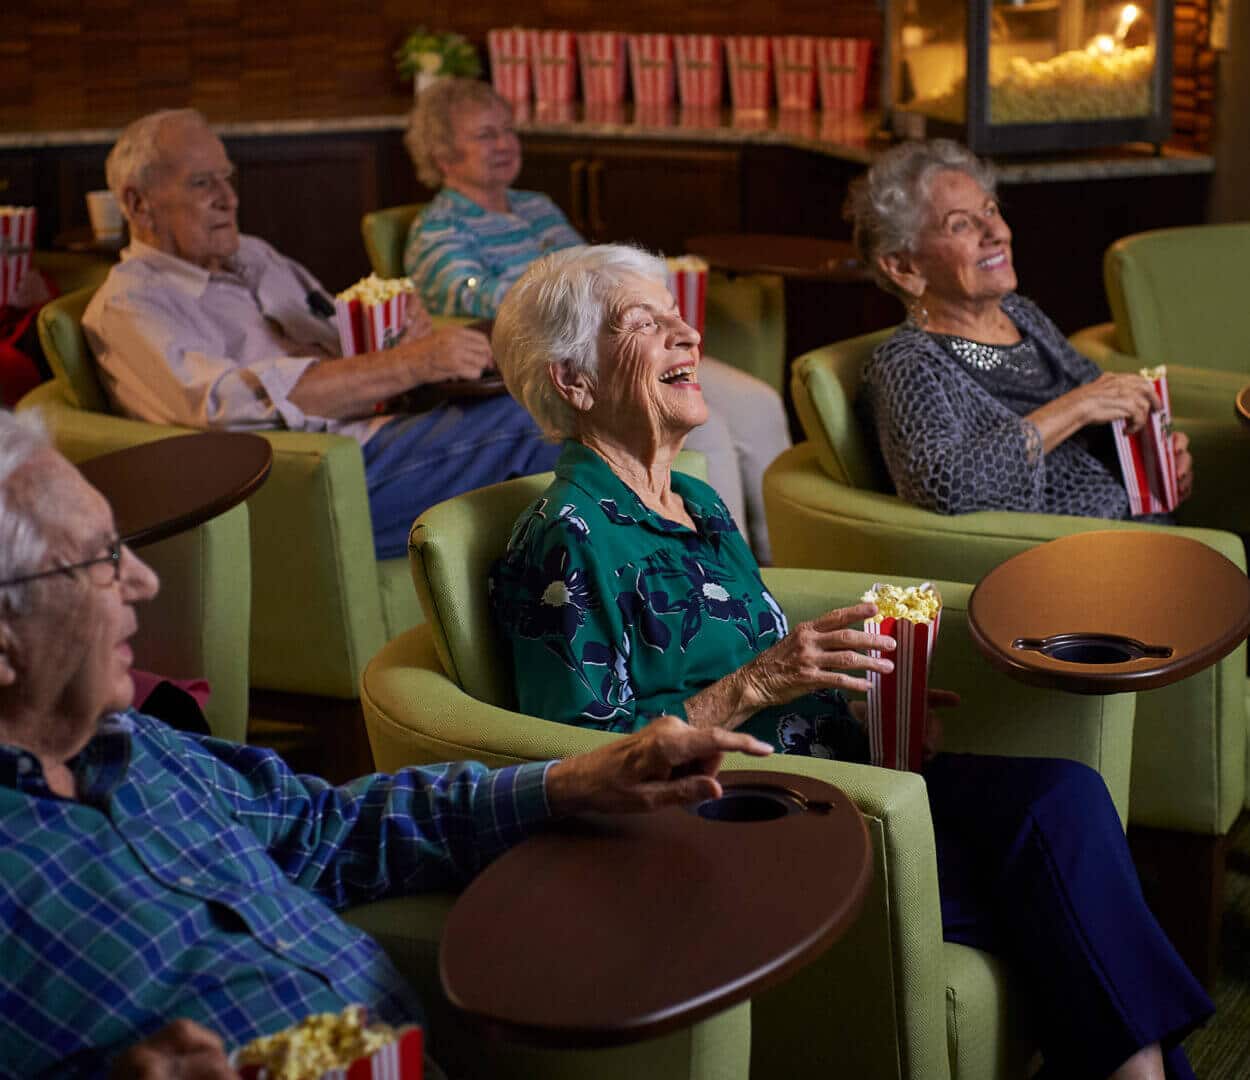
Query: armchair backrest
37,284,109,414
409,451,709,710
790,328,895,491
1105,223,1250,373
361,203,427,278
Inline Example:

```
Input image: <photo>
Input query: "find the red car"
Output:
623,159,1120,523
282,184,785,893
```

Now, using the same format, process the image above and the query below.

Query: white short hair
0,410,52,615
493,244,669,440
106,108,208,209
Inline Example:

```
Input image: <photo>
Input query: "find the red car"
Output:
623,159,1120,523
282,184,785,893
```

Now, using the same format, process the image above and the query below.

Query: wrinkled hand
545,714,773,815
396,325,494,384
397,295,435,343
1072,372,1161,434
1173,429,1194,503
735,602,896,712
850,687,960,765
109,1020,237,1079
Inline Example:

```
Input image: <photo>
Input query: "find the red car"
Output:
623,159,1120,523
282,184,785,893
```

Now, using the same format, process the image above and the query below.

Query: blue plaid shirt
0,710,552,1078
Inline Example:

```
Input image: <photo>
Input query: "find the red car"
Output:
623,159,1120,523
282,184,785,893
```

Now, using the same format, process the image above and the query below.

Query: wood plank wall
0,0,882,132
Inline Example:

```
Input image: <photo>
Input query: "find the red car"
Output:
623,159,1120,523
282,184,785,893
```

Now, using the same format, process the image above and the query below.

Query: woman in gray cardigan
849,139,1193,519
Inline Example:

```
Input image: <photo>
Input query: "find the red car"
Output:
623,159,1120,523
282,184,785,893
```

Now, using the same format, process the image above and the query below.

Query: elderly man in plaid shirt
0,410,771,1079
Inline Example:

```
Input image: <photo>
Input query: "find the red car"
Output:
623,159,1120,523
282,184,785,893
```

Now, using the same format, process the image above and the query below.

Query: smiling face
438,100,522,200
125,114,240,271
556,273,708,459
882,168,1017,318
0,452,159,747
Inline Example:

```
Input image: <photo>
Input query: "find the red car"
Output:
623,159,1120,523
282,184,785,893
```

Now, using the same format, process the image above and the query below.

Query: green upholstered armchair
764,328,1249,983
361,204,789,393
21,285,423,710
359,470,1140,1080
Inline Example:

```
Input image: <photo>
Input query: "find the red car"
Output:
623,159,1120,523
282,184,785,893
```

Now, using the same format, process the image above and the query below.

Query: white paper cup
86,190,123,239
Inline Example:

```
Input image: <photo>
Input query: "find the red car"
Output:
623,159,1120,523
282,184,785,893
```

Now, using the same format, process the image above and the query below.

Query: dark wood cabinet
521,139,742,254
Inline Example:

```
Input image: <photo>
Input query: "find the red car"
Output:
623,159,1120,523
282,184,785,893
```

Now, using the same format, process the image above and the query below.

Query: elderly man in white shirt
83,108,562,559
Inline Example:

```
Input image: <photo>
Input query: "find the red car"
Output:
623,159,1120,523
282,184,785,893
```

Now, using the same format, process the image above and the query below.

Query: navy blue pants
924,754,1213,1079
362,398,562,560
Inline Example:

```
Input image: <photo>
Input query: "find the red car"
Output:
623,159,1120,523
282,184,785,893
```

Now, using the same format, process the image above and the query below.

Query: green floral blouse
490,441,868,760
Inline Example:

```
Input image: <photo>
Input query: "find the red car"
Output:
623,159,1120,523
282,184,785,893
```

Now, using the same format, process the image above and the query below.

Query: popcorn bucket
584,101,627,125
334,275,414,356
776,109,818,137
771,36,817,110
816,38,873,113
725,36,772,112
1112,367,1179,515
635,102,677,127
529,30,577,105
666,256,708,340
0,207,36,309
678,105,723,131
628,33,674,106
235,1025,424,1079
674,35,723,108
487,28,532,105
864,583,942,773
578,31,628,105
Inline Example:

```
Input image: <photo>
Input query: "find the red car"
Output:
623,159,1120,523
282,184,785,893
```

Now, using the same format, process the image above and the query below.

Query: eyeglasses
0,537,124,590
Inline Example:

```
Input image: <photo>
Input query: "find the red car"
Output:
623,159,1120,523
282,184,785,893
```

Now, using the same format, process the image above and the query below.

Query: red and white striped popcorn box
673,35,723,108
628,34,674,106
487,28,532,105
678,104,722,131
364,292,409,352
235,1024,423,1079
864,583,942,774
584,101,627,125
771,36,817,110
665,255,708,340
528,29,577,105
578,32,628,105
725,36,772,112
1112,367,1179,515
816,38,873,114
0,207,36,309
334,297,368,358
635,102,677,127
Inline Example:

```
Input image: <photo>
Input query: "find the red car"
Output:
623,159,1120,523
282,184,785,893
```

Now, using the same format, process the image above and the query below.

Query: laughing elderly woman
489,243,1211,1080
849,138,1192,520
401,77,790,561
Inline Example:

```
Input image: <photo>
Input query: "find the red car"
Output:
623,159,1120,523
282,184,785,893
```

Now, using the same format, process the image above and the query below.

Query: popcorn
233,1004,423,1080
1112,365,1178,515
862,582,942,773
860,582,942,624
725,36,772,112
674,35,723,108
665,255,709,339
334,274,415,357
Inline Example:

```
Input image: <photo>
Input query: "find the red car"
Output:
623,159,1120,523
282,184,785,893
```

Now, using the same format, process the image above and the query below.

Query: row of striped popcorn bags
487,30,871,113
1112,365,1180,515
0,207,36,308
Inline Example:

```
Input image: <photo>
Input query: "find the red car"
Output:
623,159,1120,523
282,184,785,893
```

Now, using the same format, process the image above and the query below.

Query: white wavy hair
105,108,208,212
0,410,52,615
493,244,669,440
845,138,999,298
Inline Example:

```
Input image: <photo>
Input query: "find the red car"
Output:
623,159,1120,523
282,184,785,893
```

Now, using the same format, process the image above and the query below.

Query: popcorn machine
882,0,1173,153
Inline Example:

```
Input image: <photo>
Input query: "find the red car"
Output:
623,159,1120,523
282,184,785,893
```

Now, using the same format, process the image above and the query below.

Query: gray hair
106,108,209,210
405,78,510,189
845,138,998,297
494,244,670,440
0,411,51,615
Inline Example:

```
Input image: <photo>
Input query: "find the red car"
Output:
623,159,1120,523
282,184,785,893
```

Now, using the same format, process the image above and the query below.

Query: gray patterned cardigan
859,293,1131,520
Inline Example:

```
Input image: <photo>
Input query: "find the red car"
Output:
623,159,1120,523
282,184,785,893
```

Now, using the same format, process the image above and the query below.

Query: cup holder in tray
1012,632,1172,666
691,784,826,823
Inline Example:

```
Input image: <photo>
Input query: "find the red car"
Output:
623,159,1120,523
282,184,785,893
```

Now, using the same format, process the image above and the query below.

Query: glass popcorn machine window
884,0,1173,154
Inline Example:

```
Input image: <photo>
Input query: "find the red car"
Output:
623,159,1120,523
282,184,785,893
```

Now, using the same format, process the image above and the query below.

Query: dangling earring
906,295,929,329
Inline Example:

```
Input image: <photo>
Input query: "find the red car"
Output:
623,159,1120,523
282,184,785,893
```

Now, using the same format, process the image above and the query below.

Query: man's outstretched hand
545,715,773,816
110,1020,237,1079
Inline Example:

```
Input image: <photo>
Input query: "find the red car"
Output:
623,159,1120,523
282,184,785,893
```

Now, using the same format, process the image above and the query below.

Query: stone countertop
0,106,1213,183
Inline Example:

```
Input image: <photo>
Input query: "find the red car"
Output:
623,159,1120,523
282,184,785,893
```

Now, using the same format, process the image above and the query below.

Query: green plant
395,28,482,80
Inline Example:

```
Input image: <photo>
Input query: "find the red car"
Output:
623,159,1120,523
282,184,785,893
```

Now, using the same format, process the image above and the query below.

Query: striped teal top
404,188,583,318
